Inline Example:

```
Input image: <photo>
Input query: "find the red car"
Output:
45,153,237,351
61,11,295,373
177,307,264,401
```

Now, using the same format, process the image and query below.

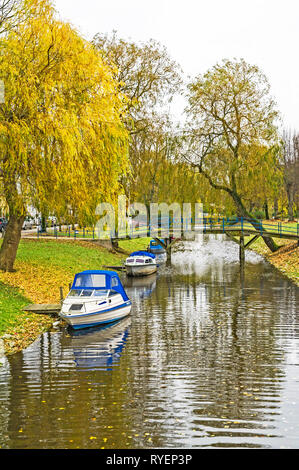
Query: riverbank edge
0,238,149,358
249,240,299,287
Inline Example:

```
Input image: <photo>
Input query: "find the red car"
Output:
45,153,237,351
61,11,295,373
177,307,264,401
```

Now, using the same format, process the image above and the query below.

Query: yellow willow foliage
0,0,129,219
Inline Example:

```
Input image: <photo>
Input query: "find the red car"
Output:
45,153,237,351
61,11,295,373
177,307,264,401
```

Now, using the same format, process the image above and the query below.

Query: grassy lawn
0,282,31,334
0,237,150,354
118,237,151,252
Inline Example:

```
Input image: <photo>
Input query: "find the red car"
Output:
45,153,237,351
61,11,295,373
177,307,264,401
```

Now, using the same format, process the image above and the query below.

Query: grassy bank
246,221,299,286
0,237,150,355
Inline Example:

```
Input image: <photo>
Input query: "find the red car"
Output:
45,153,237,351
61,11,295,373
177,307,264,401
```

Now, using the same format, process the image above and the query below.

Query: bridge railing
35,217,299,240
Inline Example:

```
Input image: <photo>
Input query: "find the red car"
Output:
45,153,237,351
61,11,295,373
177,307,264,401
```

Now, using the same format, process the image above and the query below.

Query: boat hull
125,264,157,277
60,302,132,330
148,248,166,255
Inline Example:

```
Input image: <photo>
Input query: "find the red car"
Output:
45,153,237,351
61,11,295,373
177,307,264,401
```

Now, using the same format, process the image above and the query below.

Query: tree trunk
0,214,25,272
195,165,279,253
264,201,270,220
41,214,47,233
286,186,295,222
273,198,279,219
230,190,278,253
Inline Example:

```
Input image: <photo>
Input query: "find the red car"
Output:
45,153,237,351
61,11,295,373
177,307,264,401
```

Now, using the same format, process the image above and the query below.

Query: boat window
111,277,118,287
74,274,106,288
80,290,93,297
126,259,134,263
93,290,109,297
90,274,106,287
136,258,145,263
145,259,153,264
69,304,83,311
68,289,82,297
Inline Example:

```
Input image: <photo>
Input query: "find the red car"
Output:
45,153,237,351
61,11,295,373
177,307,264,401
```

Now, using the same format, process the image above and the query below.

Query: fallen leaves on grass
0,261,72,304
254,242,299,286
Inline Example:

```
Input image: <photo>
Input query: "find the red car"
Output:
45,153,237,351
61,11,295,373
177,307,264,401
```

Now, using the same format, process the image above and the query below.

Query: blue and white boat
125,251,157,277
59,270,132,329
147,239,167,263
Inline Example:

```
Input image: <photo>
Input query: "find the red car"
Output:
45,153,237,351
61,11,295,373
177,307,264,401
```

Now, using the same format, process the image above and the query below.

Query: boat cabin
148,239,166,253
125,251,156,266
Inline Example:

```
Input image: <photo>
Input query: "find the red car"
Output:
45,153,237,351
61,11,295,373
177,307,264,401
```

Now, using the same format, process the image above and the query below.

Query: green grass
118,237,151,253
14,239,124,271
2,237,151,273
0,282,30,335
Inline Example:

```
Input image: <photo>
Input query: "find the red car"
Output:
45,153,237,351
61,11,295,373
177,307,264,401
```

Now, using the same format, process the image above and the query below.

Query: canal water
0,235,299,449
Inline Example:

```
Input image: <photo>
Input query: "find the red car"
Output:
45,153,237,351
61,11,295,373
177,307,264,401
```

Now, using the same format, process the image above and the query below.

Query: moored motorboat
147,239,167,254
59,270,132,329
147,239,167,263
125,251,157,277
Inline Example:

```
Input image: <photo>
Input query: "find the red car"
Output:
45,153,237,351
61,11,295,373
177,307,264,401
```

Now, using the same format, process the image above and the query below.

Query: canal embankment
0,226,298,357
247,221,299,287
0,237,150,356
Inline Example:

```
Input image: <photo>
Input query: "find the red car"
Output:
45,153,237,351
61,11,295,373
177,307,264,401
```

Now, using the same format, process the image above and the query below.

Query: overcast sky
54,0,299,130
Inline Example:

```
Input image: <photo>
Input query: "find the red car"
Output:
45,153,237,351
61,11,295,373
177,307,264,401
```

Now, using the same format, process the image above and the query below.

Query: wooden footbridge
32,217,299,262
128,216,295,260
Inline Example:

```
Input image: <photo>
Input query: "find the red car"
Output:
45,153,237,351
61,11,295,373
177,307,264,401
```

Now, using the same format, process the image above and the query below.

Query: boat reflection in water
123,273,157,301
64,316,131,371
60,275,157,372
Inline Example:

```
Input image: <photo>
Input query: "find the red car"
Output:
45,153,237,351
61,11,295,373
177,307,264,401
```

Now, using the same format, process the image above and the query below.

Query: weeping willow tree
0,0,129,271
183,58,281,252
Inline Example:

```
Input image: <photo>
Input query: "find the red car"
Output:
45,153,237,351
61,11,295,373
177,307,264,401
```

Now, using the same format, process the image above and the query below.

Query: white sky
54,0,299,130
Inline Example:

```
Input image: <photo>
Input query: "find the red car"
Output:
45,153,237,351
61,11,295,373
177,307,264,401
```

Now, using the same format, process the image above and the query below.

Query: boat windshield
68,289,82,297
68,289,110,298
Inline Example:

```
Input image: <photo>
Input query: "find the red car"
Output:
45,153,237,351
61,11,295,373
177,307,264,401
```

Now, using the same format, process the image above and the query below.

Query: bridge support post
239,235,245,266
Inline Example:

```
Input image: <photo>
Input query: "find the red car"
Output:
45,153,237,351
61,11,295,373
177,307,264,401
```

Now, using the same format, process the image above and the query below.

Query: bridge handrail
36,217,298,239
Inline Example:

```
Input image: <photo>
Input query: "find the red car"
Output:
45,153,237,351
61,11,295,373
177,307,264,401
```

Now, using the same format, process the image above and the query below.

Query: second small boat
125,251,157,277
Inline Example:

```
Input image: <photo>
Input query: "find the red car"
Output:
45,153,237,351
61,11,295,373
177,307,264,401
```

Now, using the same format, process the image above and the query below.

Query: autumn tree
183,58,280,252
126,114,175,209
93,31,182,132
281,129,299,221
0,0,129,271
93,32,184,216
0,0,28,34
